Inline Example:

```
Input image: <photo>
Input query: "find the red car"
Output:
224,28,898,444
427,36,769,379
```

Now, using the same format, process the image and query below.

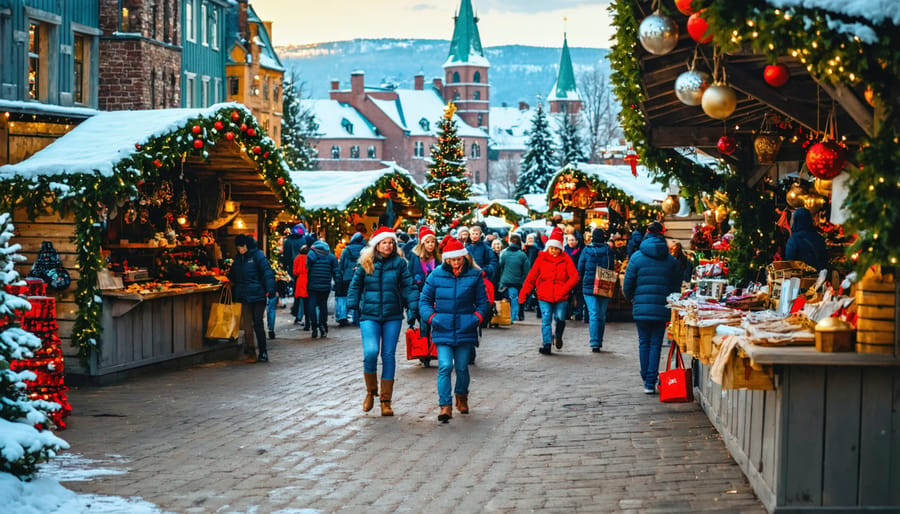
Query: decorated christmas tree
424,102,473,231
557,112,587,167
0,213,68,479
515,101,557,199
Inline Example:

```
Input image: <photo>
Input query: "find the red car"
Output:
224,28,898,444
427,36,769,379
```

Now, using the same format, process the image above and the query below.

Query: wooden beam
725,62,820,132
815,79,874,138
650,126,724,148
745,164,774,187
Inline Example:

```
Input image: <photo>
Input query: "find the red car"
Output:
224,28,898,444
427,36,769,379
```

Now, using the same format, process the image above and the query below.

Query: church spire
444,0,486,67
549,33,577,100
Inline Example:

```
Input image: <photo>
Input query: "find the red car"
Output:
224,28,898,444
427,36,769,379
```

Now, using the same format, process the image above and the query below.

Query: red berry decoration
764,64,790,87
231,110,240,122
717,135,737,155
240,123,248,132
247,128,257,137
153,159,163,168
225,131,235,141
135,143,142,150
252,145,261,154
687,11,713,44
675,0,696,16
192,125,202,134
517,197,528,206
193,139,204,149
805,141,845,180
263,151,270,158
277,177,285,185
137,179,145,186
214,120,224,130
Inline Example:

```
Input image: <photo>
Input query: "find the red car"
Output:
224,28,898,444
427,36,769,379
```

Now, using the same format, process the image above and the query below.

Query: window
477,113,484,126
414,141,424,158
200,2,207,45
27,22,50,101
185,74,196,107
150,70,156,108
273,84,280,103
473,90,480,100
73,34,89,104
561,102,568,113
341,118,353,134
471,143,481,160
368,146,376,159
452,71,460,83
350,145,360,159
185,0,194,41
331,146,341,159
263,78,269,100
202,76,210,107
228,76,239,96
163,1,171,42
210,9,218,49
473,71,481,83
475,170,481,182
418,117,430,132
214,77,222,103
170,72,176,106
152,4,158,39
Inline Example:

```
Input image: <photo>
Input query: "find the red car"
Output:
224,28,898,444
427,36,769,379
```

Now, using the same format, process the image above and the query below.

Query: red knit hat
545,227,565,250
418,225,436,242
369,226,397,247
440,235,468,259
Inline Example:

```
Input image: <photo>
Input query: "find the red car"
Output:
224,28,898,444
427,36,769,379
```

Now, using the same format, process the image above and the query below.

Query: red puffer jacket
518,250,579,303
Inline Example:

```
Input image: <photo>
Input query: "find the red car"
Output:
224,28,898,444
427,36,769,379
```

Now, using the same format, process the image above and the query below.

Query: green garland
0,104,303,366
545,164,659,227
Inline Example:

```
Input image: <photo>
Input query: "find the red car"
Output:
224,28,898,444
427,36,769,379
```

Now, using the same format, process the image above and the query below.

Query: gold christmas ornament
786,182,807,208
661,194,680,215
715,204,729,224
701,83,737,120
753,133,783,164
814,178,833,196
803,194,826,215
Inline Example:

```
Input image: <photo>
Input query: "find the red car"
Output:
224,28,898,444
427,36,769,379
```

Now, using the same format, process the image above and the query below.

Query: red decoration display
764,64,790,87
247,128,257,137
225,131,235,141
214,120,224,131
717,135,737,155
240,123,248,132
805,141,846,180
277,177,285,185
153,159,163,168
231,110,240,122
191,125,202,134
687,11,713,44
624,153,639,177
193,139,204,149
252,145,261,154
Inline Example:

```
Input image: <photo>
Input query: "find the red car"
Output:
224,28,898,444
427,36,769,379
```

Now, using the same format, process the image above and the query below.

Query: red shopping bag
405,327,437,360
659,343,693,403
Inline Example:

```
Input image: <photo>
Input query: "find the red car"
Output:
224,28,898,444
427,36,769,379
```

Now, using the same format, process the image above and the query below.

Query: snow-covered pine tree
281,77,318,170
557,112,587,167
0,213,68,479
514,101,557,199
424,102,473,231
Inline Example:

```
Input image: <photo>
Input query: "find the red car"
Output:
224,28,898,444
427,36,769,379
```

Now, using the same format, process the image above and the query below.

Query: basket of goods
855,271,896,354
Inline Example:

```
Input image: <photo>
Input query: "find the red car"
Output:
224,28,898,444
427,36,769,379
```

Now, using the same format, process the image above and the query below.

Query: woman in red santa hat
347,227,419,416
420,236,491,422
518,227,580,355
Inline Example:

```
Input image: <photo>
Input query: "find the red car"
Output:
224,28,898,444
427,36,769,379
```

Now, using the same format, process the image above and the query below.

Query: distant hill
277,38,610,106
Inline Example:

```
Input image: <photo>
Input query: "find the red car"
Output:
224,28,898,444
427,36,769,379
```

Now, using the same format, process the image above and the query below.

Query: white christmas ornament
674,70,711,106
638,14,679,55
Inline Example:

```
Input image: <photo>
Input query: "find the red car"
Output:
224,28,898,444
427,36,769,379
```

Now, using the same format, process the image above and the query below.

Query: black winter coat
347,253,418,322
467,239,497,277
337,233,366,296
228,246,275,303
281,233,306,275
785,207,828,271
306,242,339,293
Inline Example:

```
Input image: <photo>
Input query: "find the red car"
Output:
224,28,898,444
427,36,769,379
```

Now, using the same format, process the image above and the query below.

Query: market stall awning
520,193,549,214
289,163,427,214
479,199,529,222
548,164,669,205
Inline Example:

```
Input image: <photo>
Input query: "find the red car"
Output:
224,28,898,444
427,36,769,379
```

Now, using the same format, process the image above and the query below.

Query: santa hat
545,227,565,250
369,226,398,247
418,225,436,242
440,235,468,259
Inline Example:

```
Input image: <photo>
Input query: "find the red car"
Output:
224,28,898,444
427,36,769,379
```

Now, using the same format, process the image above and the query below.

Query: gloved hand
407,310,417,328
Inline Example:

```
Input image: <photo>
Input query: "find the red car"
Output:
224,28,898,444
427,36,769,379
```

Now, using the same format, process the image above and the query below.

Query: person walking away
518,227,580,354
490,238,504,288
564,233,585,321
626,225,643,257
622,222,681,393
282,224,307,324
670,241,693,285
228,234,276,363
497,233,529,323
337,232,366,326
292,245,310,330
420,236,489,422
347,227,419,416
305,239,339,338
577,228,616,352
784,207,828,271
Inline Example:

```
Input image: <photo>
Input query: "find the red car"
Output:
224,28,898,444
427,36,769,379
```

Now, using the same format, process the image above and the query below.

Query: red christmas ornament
137,179,145,186
277,177,285,185
247,128,257,137
451,219,460,228
225,131,235,141
214,120,224,130
135,143,142,150
805,141,845,180
263,151,270,158
517,197,527,206
193,139,204,149
240,123,248,132
624,153,639,177
717,135,737,155
252,145,261,154
153,159,163,168
687,11,713,44
675,0,696,16
231,110,240,122
192,125,202,134
764,64,790,87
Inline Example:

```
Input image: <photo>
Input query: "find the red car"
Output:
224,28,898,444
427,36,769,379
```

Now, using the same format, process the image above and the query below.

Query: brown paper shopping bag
206,285,242,340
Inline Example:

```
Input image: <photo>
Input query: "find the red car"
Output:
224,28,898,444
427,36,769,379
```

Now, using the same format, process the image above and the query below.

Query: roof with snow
521,193,549,214
479,199,529,221
483,215,512,229
444,0,490,68
226,4,284,71
289,164,427,212
0,99,98,119
489,106,593,151
548,34,580,102
549,164,668,205
370,89,486,138
300,99,382,140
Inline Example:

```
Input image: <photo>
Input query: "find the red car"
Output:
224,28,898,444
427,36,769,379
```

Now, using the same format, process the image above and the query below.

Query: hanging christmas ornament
674,70,710,106
252,145,262,154
192,125,202,134
687,11,713,44
193,139,204,149
277,177,285,185
638,12,679,55
247,128,257,137
806,141,845,179
764,64,790,87
754,132,782,164
661,194,680,215
225,131,235,141
701,84,737,119
814,178,833,196
231,110,241,122
715,204,729,224
240,123,248,132
716,135,737,155
153,159,163,168
786,182,808,208
214,120,224,131
802,194,825,215
675,0,696,16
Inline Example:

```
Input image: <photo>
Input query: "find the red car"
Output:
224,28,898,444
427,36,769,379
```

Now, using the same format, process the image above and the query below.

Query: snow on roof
369,89,486,139
521,193,548,213
289,164,424,211
554,164,668,205
548,81,582,102
517,218,551,231
0,103,252,180
480,199,529,218
489,106,531,151
0,99,98,118
443,52,491,68
301,99,382,140
768,0,900,28
483,215,511,229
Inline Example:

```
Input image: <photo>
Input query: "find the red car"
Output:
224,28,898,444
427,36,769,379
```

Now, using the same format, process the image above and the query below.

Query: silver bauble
701,83,737,120
674,70,711,106
638,14,679,56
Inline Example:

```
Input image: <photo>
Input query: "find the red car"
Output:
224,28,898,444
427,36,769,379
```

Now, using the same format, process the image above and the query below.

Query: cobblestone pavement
58,309,765,513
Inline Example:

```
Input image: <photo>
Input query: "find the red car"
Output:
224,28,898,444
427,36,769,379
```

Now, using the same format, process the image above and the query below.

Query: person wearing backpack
577,228,616,352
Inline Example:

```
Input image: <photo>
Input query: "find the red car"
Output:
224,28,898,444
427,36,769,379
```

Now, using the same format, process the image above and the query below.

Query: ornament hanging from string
701,47,737,120
675,47,711,106
638,0,679,56
806,101,845,180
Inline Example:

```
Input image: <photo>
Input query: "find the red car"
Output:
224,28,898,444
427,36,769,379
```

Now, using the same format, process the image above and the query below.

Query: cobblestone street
57,311,765,513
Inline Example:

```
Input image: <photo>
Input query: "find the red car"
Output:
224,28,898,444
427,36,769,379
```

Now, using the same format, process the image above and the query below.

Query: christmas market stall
0,104,301,382
610,0,899,511
477,199,529,233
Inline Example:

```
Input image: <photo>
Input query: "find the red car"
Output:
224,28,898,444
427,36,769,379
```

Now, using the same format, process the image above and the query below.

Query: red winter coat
292,254,308,298
518,250,579,304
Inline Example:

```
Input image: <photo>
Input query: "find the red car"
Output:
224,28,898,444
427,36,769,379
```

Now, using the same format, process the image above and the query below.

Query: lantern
701,83,737,120
687,11,713,44
805,141,845,180
716,135,737,155
638,13,679,55
662,194,680,215
674,70,711,106
764,64,790,87
753,133,782,164
786,182,807,208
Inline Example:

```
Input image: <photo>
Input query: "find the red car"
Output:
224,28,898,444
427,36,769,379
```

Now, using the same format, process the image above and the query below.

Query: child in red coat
292,246,310,330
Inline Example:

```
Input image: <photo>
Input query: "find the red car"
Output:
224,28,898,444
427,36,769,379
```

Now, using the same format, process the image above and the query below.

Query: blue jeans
583,294,610,348
360,319,403,379
506,287,520,323
335,296,348,321
538,300,568,345
437,343,474,406
636,320,667,389
266,296,278,332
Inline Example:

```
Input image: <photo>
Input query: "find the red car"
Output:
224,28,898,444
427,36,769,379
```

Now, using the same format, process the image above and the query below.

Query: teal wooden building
181,0,228,108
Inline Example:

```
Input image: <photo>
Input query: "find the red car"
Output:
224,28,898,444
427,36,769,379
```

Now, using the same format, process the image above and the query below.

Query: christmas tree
281,77,319,171
424,102,473,231
515,101,557,199
557,112,587,167
0,213,68,479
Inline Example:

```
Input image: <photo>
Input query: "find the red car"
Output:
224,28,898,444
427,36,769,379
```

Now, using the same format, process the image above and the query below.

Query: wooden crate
684,324,701,357
699,325,716,364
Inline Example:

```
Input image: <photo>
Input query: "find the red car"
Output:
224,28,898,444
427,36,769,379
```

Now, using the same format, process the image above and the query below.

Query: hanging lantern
701,83,737,120
675,0,696,16
753,133,782,164
786,182,808,208
814,178,833,196
687,11,713,44
764,64,790,87
802,194,826,215
806,141,845,180
716,135,737,155
638,13,679,55
674,70,711,106
661,194,680,215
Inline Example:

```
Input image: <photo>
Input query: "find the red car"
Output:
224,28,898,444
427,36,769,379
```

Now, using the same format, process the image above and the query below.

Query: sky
249,0,616,48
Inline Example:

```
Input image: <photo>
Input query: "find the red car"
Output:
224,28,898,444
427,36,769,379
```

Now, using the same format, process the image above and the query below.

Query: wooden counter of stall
669,293,900,513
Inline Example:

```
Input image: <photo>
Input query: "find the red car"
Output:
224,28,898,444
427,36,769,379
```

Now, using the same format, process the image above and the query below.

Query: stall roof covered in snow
290,164,425,211
0,103,258,180
480,199,530,218
0,99,98,118
521,193,549,213
300,99,382,140
370,90,486,139
552,164,668,205
768,0,900,30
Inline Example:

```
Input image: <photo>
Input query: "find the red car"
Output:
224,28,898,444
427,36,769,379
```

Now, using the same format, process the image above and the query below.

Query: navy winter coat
281,233,306,275
626,230,643,257
577,242,616,296
496,244,530,290
420,262,490,346
407,252,438,291
466,239,497,278
337,233,366,295
785,207,828,271
347,253,418,322
228,239,275,303
622,234,681,321
306,241,339,293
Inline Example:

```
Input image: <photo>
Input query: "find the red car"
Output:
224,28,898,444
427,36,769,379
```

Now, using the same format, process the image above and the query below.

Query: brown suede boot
379,379,394,416
455,394,469,414
438,405,453,422
363,373,378,412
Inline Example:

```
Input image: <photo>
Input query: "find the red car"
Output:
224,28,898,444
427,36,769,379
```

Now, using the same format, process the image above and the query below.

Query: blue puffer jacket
466,239,497,278
407,252,438,291
306,240,339,293
337,233,366,295
626,230,643,257
228,238,275,303
577,242,616,296
622,234,681,321
785,207,828,271
420,262,490,346
281,232,306,275
347,253,418,322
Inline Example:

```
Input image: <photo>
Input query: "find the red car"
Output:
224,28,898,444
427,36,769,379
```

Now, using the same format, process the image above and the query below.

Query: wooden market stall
0,104,301,382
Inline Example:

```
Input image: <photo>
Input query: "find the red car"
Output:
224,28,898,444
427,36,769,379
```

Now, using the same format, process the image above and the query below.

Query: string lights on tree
423,102,474,231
